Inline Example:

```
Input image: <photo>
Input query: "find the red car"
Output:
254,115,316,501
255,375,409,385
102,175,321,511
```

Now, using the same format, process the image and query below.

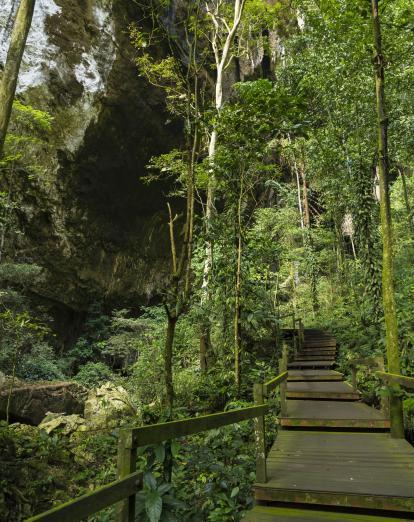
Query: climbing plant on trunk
370,0,404,438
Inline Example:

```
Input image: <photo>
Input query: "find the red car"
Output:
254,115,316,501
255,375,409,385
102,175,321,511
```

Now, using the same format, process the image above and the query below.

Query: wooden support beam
116,430,137,522
253,383,267,483
279,344,288,417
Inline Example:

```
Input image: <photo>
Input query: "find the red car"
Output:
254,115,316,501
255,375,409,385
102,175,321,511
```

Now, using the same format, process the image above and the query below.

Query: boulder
0,381,86,425
39,412,86,435
84,382,137,426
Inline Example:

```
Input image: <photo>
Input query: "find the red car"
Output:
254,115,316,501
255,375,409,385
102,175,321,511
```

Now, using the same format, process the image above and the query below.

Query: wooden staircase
244,329,414,521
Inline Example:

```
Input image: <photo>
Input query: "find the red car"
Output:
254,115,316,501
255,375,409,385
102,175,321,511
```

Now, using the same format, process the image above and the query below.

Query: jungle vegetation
0,0,413,520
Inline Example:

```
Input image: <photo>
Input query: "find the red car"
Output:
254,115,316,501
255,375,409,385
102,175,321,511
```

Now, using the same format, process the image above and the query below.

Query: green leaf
145,490,163,522
144,471,157,491
230,486,239,498
154,443,165,463
157,482,172,495
171,440,181,458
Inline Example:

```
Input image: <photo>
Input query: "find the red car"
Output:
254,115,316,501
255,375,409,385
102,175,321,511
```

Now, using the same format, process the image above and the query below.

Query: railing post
291,314,297,357
376,357,390,416
298,318,304,351
116,429,137,522
253,383,267,483
279,343,288,417
351,365,357,392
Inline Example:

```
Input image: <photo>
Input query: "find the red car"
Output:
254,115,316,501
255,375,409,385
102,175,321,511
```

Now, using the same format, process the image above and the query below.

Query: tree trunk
0,0,36,157
301,165,310,228
164,314,177,414
234,221,242,393
201,0,246,369
371,0,404,438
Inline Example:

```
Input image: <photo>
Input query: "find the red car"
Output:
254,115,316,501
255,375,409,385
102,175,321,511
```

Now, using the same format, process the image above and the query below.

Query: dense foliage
0,0,413,520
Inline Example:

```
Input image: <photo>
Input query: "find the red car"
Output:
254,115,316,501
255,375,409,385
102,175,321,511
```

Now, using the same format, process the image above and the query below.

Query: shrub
73,362,114,389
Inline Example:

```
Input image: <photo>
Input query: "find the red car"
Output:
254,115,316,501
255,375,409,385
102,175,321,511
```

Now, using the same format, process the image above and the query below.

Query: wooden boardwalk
244,329,414,521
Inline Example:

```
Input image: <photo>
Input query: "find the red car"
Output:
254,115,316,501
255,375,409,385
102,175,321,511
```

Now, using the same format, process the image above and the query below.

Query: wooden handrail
349,356,385,368
376,371,414,391
26,471,142,522
348,356,391,422
129,404,268,448
118,404,269,521
263,371,288,396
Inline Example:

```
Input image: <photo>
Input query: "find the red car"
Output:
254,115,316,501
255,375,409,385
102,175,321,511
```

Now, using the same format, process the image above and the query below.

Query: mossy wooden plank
288,361,335,369
294,356,336,362
286,381,360,400
376,371,414,390
242,505,413,521
26,471,142,522
284,400,387,420
254,486,414,512
263,371,288,395
287,370,343,382
129,404,268,447
255,431,414,511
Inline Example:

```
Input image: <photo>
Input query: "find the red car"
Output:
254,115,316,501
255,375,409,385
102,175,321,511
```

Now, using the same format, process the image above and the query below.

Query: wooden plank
116,430,137,522
299,348,336,353
255,431,414,512
280,417,390,429
263,371,288,395
254,384,267,483
376,371,414,390
288,361,335,369
242,505,413,521
129,404,268,447
287,370,343,382
294,356,336,362
27,472,142,522
280,400,390,429
304,341,336,346
350,357,384,369
254,487,414,512
286,381,360,400
283,399,388,420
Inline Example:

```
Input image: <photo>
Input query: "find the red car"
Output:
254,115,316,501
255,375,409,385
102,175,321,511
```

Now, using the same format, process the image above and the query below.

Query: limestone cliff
0,0,180,310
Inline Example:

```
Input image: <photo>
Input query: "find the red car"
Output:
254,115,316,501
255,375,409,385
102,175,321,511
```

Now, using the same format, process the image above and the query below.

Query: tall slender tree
370,0,404,438
200,0,246,370
0,0,36,158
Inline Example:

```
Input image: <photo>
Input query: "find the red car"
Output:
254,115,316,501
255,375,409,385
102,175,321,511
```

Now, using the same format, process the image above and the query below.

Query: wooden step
287,370,343,382
288,360,335,369
300,348,336,353
254,431,414,512
303,342,337,348
294,356,336,362
297,354,336,359
280,400,390,429
287,381,360,400
242,505,413,521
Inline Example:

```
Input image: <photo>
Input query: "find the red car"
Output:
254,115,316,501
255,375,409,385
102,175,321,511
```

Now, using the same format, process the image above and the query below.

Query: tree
370,0,404,438
200,0,247,370
0,0,36,158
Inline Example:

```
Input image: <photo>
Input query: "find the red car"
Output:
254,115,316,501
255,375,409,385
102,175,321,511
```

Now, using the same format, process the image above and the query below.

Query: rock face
0,381,86,424
0,0,179,311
